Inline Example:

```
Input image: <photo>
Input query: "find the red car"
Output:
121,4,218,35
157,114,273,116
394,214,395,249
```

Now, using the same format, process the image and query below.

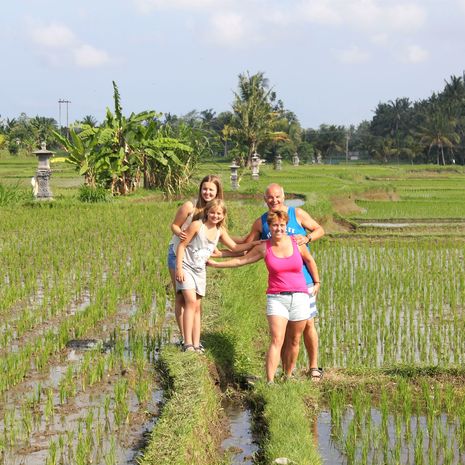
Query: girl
176,199,260,352
208,210,320,382
167,175,223,344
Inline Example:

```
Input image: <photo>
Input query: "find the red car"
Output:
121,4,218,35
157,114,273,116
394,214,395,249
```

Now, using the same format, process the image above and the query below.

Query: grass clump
139,346,225,465
78,185,112,203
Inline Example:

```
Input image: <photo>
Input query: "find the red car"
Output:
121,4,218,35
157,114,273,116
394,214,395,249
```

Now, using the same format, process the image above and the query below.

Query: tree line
1,71,464,194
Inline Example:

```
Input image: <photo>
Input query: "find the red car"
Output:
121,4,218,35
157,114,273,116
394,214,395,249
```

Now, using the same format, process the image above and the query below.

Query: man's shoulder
252,214,265,230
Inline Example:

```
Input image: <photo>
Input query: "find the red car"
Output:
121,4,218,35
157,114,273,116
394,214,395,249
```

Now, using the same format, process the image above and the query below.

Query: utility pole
345,129,350,163
58,99,71,137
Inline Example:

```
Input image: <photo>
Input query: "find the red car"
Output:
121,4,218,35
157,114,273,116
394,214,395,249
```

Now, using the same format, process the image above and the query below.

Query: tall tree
231,71,286,166
416,107,459,165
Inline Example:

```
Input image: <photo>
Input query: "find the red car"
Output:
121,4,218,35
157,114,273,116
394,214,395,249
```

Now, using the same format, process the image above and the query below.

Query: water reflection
221,401,258,464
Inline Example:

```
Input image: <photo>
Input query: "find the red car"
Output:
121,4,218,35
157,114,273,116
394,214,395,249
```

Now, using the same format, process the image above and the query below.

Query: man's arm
243,217,262,243
295,208,324,245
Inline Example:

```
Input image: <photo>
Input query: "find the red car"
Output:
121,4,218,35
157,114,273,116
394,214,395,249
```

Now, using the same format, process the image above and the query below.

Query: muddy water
221,400,258,464
0,297,163,465
316,408,465,465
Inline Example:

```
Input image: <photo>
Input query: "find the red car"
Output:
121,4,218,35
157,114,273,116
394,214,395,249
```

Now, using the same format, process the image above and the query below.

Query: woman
167,175,223,344
208,210,320,383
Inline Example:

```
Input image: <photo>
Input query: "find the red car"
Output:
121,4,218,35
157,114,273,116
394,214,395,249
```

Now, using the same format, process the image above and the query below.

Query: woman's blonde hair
203,199,227,228
193,175,224,220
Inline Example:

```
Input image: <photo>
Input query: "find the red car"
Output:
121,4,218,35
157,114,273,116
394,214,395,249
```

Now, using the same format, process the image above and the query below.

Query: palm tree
30,116,58,146
231,71,286,166
79,115,99,127
371,136,398,163
416,108,459,165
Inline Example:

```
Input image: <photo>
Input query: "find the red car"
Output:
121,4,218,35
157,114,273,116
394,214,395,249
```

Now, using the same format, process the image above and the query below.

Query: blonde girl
167,175,223,343
176,199,260,352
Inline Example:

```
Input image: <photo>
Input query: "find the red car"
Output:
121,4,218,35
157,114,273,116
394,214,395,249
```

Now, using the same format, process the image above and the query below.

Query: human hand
178,230,187,241
311,282,320,296
175,269,185,282
294,234,307,246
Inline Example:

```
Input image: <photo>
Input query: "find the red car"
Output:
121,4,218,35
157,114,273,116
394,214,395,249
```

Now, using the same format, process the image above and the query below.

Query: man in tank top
243,183,325,380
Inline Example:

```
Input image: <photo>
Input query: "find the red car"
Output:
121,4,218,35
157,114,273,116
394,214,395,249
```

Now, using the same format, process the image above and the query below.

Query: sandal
309,368,323,381
182,344,195,352
194,345,205,354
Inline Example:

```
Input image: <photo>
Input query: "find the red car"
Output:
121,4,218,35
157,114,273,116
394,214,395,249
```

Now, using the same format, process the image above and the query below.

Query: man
244,183,324,380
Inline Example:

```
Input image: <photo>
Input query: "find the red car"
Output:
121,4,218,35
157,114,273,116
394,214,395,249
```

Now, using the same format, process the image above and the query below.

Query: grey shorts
175,265,206,297
266,292,311,321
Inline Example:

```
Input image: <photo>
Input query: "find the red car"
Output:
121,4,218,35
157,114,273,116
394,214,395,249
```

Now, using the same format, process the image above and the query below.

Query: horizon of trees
2,71,465,166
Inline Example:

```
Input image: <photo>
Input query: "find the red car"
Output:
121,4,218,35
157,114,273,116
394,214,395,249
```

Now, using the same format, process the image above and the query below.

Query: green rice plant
113,379,129,427
44,388,55,424
20,403,33,441
134,377,150,405
46,440,58,465
104,435,116,465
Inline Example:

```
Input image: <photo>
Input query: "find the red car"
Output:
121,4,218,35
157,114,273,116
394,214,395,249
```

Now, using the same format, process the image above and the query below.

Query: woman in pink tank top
208,210,320,383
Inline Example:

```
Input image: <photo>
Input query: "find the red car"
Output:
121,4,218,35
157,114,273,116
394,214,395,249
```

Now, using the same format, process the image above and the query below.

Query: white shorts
266,292,311,322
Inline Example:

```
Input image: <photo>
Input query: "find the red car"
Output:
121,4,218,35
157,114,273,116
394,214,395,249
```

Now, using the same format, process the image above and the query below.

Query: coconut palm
79,115,99,128
416,108,459,165
231,71,287,166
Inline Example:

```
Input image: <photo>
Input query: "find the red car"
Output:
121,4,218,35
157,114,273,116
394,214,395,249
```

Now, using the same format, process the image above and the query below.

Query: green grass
2,161,465,464
140,346,225,465
253,381,321,465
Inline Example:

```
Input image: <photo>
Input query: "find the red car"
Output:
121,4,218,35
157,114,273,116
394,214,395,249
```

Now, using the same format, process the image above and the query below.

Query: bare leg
169,267,184,340
192,298,202,348
266,316,288,383
303,318,319,370
181,289,200,347
282,320,307,376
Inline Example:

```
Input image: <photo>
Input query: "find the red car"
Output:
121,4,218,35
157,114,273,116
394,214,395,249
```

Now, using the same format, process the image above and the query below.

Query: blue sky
2,0,465,128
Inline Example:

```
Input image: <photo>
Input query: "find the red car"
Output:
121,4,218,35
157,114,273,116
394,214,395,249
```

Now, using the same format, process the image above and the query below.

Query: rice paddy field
1,156,465,464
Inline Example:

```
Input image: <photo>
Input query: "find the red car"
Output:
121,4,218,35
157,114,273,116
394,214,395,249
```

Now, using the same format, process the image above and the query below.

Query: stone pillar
33,142,54,200
230,160,239,190
251,153,260,180
274,154,282,171
292,152,300,166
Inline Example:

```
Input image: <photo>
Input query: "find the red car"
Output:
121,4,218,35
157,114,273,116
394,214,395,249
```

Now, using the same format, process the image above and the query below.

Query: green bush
77,185,112,203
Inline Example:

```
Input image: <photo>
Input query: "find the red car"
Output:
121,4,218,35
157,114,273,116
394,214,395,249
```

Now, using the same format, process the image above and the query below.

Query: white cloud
336,45,370,64
30,22,76,48
295,0,426,32
403,44,429,63
74,44,110,68
297,0,342,25
28,20,111,69
384,4,426,30
129,0,427,49
209,12,248,45
134,0,224,12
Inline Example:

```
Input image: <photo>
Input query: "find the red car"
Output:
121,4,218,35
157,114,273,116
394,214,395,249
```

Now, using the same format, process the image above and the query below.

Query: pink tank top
264,237,309,294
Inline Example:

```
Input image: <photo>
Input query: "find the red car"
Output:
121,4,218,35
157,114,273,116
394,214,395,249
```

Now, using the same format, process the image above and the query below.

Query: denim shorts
266,292,311,322
167,244,176,270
